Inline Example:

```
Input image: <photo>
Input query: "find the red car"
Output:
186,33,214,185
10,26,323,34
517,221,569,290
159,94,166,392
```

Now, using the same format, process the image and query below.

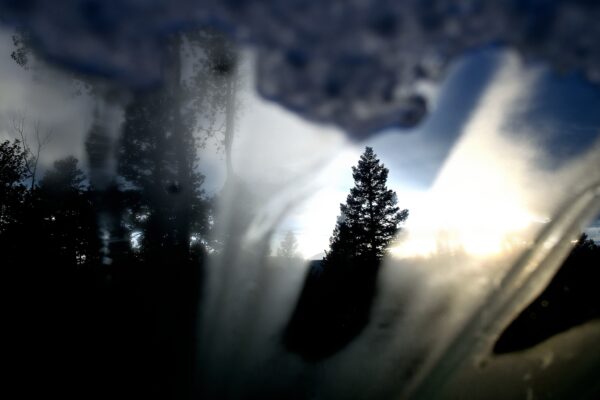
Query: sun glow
293,187,347,258
275,52,556,261
391,53,546,259
277,149,363,259
390,179,540,259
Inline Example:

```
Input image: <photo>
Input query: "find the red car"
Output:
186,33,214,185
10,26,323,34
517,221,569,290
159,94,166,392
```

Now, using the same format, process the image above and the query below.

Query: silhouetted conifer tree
118,86,207,260
325,146,408,264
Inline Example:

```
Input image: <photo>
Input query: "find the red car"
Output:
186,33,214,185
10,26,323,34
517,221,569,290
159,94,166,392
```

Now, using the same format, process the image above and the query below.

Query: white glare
392,53,546,258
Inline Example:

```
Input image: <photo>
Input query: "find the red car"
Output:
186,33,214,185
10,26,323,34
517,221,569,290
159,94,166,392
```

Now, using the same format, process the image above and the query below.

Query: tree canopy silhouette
38,156,100,267
326,146,408,264
0,139,28,234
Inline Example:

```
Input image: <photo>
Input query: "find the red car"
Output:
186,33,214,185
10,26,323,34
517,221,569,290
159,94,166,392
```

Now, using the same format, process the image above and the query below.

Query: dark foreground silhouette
495,234,600,354
6,239,203,400
283,258,380,361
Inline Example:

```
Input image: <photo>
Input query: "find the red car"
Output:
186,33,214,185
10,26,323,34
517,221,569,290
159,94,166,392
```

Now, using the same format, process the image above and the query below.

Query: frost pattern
2,0,600,134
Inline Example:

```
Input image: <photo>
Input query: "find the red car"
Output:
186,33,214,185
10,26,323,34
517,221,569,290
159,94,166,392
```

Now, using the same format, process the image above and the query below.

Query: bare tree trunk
10,114,53,192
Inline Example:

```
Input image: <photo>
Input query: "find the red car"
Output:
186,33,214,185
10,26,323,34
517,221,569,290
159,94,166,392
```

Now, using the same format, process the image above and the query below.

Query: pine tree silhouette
326,146,408,263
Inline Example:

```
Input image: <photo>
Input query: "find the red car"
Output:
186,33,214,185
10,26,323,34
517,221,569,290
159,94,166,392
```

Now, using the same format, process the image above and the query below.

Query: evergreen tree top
325,146,408,263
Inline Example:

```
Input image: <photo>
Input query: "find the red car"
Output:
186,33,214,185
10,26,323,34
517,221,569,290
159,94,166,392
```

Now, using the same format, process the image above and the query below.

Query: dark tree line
1,119,207,400
2,29,240,400
2,143,107,398
1,145,100,268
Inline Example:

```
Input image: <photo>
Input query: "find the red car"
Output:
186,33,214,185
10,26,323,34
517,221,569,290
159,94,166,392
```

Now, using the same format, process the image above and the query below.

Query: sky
200,49,506,258
0,29,95,173
220,48,600,258
1,27,599,258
